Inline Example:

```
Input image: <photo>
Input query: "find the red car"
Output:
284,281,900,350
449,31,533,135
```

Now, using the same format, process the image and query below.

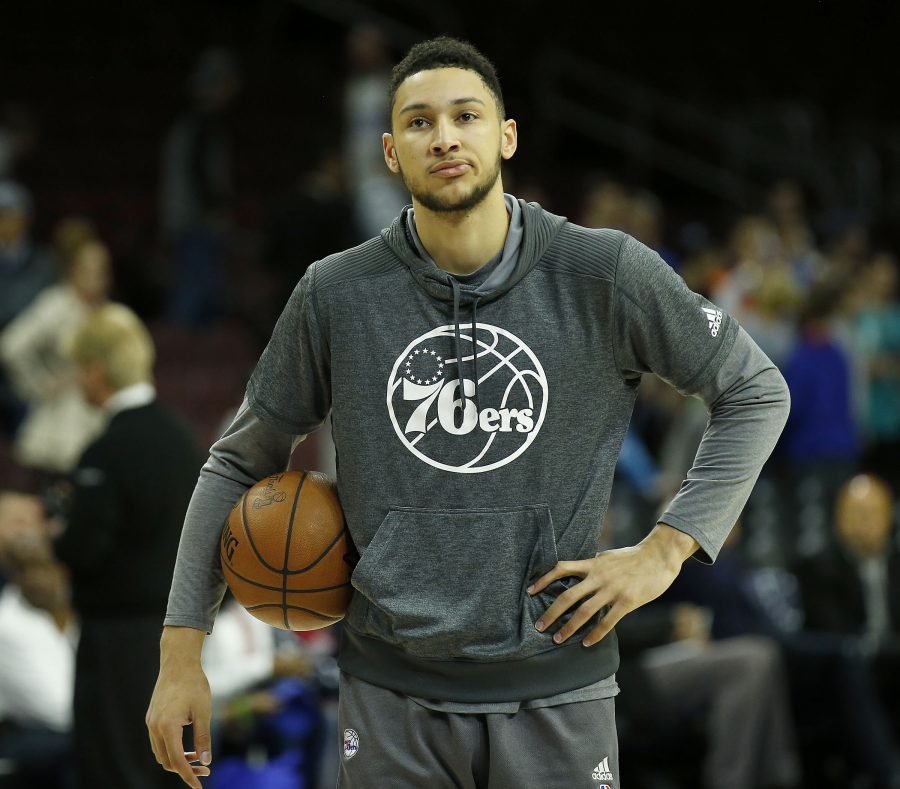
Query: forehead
393,67,496,115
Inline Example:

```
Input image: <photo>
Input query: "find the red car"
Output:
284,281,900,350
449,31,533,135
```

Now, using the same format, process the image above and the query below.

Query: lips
431,160,471,178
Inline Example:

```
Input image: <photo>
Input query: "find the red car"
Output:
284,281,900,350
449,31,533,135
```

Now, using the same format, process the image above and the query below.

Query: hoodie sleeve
612,235,790,562
164,399,302,632
245,264,332,435
166,267,332,632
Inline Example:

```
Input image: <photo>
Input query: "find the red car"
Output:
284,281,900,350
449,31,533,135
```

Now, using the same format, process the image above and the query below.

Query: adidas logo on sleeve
702,306,723,337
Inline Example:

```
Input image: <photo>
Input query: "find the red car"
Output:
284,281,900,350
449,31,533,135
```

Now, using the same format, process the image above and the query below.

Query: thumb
192,706,213,766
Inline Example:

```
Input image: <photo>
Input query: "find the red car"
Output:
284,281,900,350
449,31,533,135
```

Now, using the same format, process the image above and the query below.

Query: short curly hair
388,36,505,119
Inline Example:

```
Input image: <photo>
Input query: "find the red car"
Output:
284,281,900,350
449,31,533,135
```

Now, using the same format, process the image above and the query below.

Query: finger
583,602,627,647
161,724,202,789
183,754,211,778
551,594,611,645
527,560,590,595
192,709,213,768
535,578,594,632
148,724,164,767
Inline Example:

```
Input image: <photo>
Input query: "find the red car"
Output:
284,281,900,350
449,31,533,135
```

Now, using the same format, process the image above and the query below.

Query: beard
399,152,502,214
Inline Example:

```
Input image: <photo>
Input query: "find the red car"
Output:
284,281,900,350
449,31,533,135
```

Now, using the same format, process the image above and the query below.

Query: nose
430,118,460,155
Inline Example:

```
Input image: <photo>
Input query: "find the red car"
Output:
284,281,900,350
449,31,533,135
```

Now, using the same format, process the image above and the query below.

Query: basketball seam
245,603,341,622
287,525,350,574
221,561,352,594
241,482,290,574
281,472,307,630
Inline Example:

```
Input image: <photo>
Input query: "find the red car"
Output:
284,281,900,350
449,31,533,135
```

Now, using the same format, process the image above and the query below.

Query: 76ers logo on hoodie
386,324,548,473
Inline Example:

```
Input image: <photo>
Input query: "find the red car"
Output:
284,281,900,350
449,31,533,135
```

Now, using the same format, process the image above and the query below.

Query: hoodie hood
381,195,567,306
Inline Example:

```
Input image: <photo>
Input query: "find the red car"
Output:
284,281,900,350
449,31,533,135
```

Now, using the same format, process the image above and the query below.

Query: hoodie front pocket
351,504,558,660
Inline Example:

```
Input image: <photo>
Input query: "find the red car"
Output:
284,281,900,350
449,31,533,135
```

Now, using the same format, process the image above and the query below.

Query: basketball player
148,37,790,788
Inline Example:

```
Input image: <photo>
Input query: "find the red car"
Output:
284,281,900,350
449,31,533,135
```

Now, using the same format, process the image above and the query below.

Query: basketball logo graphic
343,728,360,760
386,324,548,473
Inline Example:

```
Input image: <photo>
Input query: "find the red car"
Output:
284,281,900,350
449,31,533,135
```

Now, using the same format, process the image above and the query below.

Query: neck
413,183,509,276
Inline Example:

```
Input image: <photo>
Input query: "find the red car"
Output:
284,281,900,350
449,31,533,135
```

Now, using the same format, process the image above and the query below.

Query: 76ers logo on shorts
343,728,360,760
386,324,548,473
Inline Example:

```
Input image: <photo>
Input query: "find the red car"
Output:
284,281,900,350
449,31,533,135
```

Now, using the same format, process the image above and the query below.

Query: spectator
627,189,682,271
0,532,76,788
797,473,899,647
764,179,821,288
0,180,56,437
0,181,55,331
49,216,99,273
616,599,801,789
780,285,860,560
793,474,900,785
1,238,111,475
262,145,358,324
854,252,900,492
54,304,203,788
159,48,240,327
579,177,631,232
0,105,38,180
670,517,900,787
0,490,48,588
714,214,799,368
343,25,408,237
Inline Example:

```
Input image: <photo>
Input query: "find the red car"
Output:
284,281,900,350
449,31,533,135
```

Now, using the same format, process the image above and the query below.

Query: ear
500,119,518,161
383,132,401,174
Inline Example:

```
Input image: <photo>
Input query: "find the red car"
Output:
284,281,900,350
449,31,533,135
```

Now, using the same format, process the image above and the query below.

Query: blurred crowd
1,23,899,789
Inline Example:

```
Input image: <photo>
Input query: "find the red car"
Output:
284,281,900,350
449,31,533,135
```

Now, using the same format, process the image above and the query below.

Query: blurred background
1,1,899,787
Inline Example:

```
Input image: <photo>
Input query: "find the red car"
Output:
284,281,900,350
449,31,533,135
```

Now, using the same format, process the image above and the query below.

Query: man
797,473,899,640
794,474,900,784
149,37,790,788
159,48,240,328
55,304,202,788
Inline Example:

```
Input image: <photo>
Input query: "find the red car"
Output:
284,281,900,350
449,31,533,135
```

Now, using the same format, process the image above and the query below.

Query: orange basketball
220,470,355,630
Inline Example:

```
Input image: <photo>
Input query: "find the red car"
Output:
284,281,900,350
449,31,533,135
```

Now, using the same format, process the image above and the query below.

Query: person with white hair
54,304,203,788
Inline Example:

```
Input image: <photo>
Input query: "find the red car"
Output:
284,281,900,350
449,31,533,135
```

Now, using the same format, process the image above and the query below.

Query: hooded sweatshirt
166,197,789,703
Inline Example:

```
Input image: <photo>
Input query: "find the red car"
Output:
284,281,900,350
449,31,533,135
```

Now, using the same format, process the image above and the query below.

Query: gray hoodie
165,197,789,703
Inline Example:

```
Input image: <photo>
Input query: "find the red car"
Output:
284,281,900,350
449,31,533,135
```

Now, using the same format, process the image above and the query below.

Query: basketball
220,470,355,631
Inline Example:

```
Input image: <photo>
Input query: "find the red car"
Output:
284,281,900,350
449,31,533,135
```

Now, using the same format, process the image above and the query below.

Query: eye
458,111,478,122
409,117,430,129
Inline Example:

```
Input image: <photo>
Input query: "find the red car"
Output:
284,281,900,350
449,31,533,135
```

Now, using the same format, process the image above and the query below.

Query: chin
417,185,492,214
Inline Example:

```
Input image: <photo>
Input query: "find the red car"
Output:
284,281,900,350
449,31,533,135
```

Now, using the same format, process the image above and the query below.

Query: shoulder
538,223,626,282
307,236,405,292
119,402,194,439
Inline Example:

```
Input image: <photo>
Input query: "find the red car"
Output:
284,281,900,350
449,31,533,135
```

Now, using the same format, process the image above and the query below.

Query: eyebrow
398,97,486,115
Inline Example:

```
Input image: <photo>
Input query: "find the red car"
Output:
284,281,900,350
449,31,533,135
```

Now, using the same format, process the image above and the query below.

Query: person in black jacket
54,304,203,788
794,474,900,785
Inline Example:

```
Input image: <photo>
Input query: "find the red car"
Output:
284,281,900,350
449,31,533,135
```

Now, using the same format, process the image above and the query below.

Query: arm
0,288,67,400
163,398,301,632
531,236,790,646
150,269,329,786
149,399,300,787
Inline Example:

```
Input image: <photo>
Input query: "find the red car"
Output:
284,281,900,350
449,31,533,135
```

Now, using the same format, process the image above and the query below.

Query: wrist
160,625,206,668
641,523,698,572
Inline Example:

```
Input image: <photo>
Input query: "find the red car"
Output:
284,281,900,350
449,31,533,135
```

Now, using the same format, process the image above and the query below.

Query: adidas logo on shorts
591,755,614,782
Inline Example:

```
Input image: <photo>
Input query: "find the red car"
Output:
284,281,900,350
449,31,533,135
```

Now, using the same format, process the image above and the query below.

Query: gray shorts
337,673,620,789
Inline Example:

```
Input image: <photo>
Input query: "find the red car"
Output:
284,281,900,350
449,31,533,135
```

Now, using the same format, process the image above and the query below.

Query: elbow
771,366,791,432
